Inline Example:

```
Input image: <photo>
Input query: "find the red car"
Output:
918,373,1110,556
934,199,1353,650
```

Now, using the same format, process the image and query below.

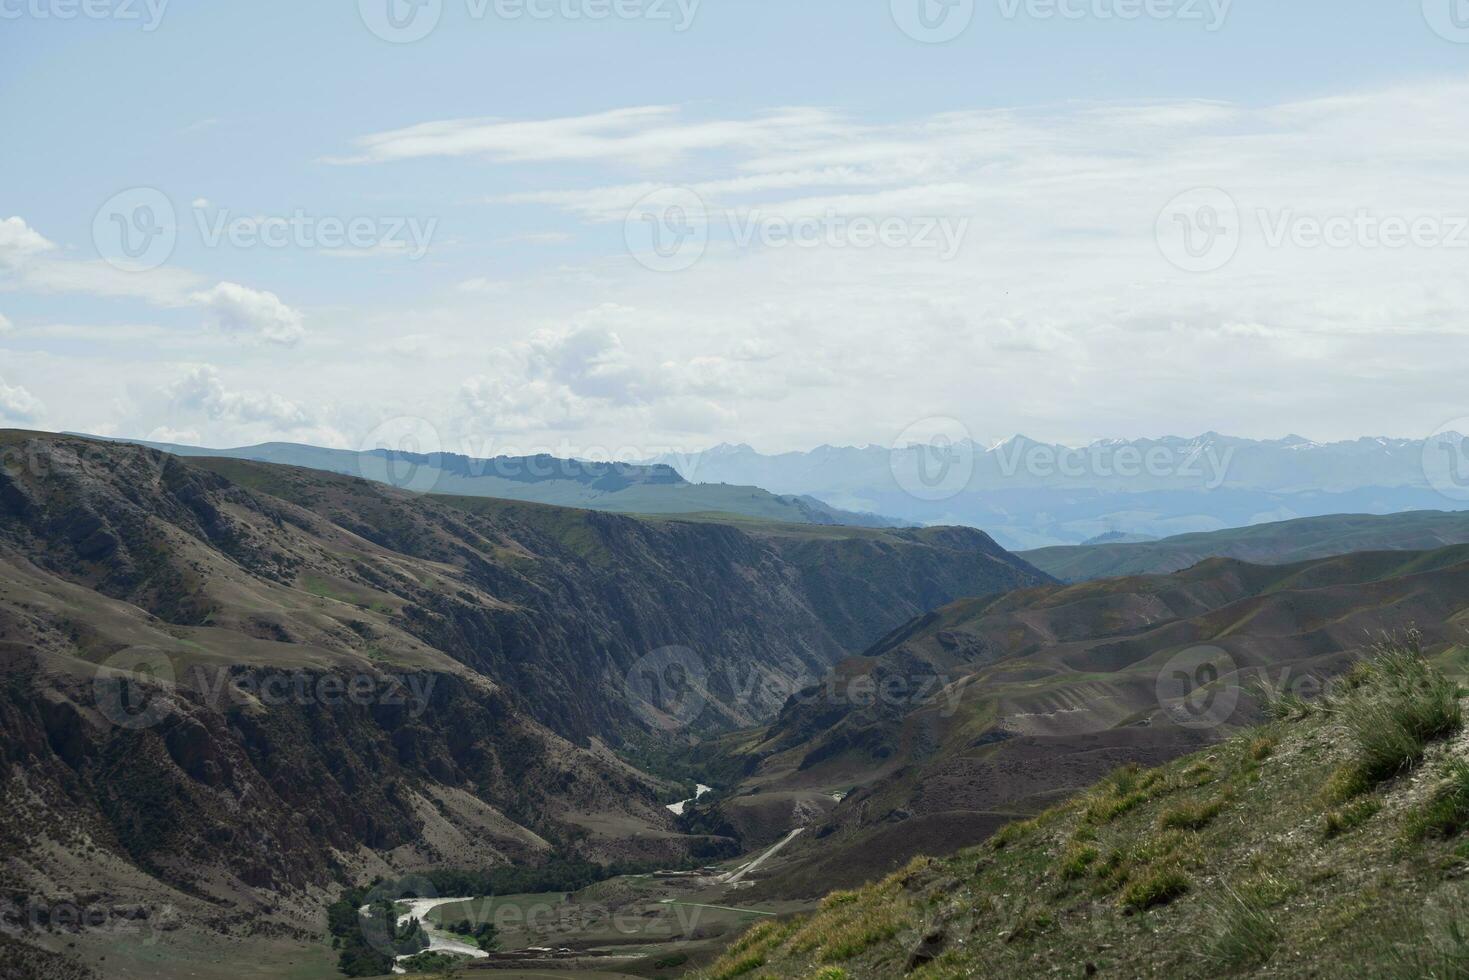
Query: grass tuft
1321,797,1381,840
1119,866,1190,911
1200,882,1282,970
1334,640,1463,787
1057,842,1100,880
1406,758,1469,841
1159,798,1225,831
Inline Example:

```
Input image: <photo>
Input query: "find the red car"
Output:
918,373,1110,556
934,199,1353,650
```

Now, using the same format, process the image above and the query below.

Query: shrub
1201,882,1282,970
1120,866,1190,911
1407,758,1469,841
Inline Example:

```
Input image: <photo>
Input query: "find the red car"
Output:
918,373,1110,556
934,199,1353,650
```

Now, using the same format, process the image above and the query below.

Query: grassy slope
698,649,1469,979
1021,511,1469,583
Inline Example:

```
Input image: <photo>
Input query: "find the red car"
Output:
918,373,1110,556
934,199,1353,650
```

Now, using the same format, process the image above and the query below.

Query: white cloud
167,365,312,430
457,277,509,295
327,105,855,167
0,313,12,334
190,282,305,345
0,216,56,268
0,374,45,424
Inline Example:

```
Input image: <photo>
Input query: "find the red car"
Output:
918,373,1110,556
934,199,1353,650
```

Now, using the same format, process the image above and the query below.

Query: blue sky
3,1,1469,455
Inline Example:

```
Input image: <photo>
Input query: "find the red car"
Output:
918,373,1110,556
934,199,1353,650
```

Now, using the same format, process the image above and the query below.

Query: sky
2,0,1469,458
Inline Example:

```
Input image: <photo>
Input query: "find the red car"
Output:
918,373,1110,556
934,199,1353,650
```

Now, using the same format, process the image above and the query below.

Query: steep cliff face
0,431,1049,958
0,433,1049,740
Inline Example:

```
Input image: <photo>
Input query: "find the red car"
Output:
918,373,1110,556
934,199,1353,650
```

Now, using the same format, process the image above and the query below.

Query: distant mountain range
648,434,1469,550
74,434,908,529
1022,509,1469,582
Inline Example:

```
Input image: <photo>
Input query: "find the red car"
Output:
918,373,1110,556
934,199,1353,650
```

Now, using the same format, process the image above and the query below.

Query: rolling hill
691,543,1469,897
1021,510,1469,582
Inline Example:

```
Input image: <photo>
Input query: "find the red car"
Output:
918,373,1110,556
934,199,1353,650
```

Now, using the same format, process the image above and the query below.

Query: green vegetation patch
694,642,1469,980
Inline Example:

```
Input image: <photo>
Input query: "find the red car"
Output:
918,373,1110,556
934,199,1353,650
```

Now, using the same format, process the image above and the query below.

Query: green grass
1334,641,1463,788
1407,758,1469,841
1200,882,1282,971
1158,798,1225,831
1119,865,1190,911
